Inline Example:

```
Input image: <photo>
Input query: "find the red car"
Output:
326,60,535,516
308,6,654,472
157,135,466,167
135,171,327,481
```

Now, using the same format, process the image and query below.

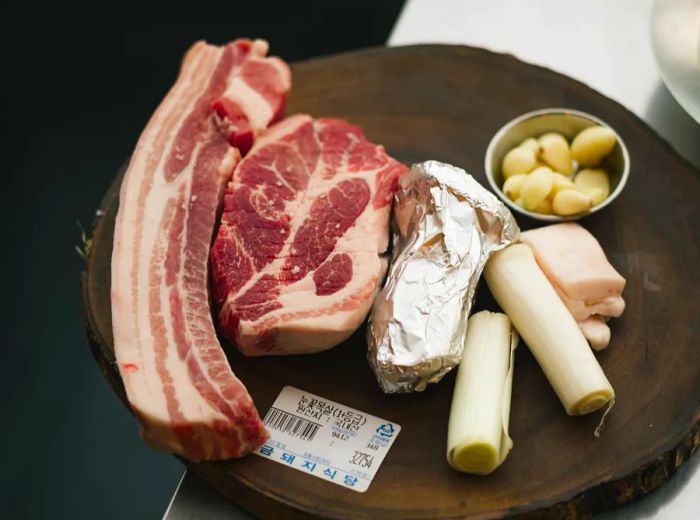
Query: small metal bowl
484,108,630,222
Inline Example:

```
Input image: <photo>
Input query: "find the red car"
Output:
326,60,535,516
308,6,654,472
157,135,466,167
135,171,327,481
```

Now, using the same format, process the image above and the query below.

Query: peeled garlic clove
571,126,617,167
502,146,537,179
503,174,527,200
548,172,576,200
575,168,610,205
521,167,554,211
552,189,593,216
588,188,607,206
519,138,540,154
538,133,574,175
533,198,553,214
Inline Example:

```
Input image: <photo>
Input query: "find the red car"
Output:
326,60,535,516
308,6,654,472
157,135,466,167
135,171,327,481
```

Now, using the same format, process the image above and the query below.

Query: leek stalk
447,311,518,474
484,244,614,415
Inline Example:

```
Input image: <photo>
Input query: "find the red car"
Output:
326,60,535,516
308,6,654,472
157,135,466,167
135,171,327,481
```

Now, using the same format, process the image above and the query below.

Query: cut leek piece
447,311,518,474
484,244,614,415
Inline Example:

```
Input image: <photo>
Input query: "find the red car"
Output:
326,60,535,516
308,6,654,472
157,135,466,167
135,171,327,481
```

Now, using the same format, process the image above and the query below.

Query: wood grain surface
81,45,700,518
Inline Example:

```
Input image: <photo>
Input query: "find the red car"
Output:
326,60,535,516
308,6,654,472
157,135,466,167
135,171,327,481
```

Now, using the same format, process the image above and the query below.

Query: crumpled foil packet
367,160,520,393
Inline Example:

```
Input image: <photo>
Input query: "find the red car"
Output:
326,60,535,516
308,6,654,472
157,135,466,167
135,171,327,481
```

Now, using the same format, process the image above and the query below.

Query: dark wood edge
190,426,700,520
80,270,127,406
508,425,700,519
78,43,700,519
193,463,318,520
293,44,700,178
79,164,128,408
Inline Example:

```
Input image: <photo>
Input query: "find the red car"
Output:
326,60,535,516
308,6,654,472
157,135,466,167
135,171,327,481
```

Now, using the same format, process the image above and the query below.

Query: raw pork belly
111,39,290,461
211,115,406,355
578,316,612,351
520,223,626,350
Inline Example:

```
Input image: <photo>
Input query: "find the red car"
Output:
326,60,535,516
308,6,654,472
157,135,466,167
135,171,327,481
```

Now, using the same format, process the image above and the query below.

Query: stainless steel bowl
484,108,630,222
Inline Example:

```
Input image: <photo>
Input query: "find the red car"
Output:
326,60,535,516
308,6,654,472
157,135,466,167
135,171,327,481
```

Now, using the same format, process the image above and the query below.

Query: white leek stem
484,244,614,415
447,311,518,474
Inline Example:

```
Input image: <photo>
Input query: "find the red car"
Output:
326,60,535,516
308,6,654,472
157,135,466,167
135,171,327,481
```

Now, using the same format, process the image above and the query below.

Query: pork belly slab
211,115,407,356
520,223,626,350
111,39,290,461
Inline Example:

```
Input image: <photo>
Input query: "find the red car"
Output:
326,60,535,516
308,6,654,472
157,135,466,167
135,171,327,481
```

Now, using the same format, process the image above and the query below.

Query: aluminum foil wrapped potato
367,161,519,393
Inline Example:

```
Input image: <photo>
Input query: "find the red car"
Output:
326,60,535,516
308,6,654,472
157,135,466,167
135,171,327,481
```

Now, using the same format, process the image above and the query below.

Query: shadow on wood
81,45,700,519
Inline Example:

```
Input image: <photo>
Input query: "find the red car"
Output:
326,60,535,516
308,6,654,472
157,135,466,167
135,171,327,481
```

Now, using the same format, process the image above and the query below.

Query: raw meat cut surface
521,223,626,350
211,114,407,356
111,39,291,461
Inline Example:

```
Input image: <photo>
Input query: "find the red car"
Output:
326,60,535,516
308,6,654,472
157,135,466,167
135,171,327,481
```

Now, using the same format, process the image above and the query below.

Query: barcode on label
264,407,321,441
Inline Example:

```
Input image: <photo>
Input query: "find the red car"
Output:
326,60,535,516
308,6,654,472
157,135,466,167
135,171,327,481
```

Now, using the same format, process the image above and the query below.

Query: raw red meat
111,39,290,461
211,115,407,355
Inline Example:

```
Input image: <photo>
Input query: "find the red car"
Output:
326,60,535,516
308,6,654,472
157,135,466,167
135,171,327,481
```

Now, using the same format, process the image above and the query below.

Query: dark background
0,1,404,517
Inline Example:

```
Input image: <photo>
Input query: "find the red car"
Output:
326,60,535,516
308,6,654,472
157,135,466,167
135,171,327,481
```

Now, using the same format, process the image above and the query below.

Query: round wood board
81,45,700,519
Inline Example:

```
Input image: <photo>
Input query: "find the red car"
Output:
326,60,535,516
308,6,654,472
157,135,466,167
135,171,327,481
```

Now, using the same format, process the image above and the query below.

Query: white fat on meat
578,315,612,351
521,223,626,351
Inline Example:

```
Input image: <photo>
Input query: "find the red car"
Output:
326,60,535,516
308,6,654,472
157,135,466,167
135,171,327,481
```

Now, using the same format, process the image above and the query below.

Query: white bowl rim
484,107,631,222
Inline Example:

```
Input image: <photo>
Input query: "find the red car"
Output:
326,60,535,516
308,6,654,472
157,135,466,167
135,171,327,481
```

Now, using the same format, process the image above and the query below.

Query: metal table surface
165,1,700,518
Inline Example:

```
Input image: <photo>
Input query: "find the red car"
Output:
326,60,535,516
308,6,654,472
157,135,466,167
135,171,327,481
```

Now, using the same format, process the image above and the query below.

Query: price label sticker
253,386,401,493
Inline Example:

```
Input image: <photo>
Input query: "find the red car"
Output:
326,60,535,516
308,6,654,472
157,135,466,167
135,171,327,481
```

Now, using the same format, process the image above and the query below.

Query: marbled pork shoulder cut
211,115,406,355
111,39,290,461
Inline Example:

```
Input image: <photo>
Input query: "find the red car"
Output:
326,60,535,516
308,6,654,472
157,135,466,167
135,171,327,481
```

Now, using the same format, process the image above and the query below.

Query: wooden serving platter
81,45,700,518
